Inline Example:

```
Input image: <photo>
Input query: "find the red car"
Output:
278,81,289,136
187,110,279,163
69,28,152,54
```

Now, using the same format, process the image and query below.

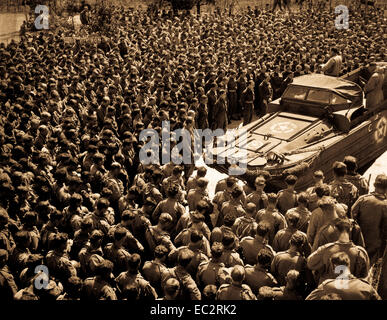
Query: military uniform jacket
306,275,381,300
216,283,256,300
196,260,230,288
115,271,157,300
82,276,117,300
0,266,18,300
351,192,387,257
161,266,201,300
244,265,278,295
307,240,370,284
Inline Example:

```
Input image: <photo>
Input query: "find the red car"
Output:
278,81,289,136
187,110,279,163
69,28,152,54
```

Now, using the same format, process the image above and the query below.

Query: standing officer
216,265,256,300
258,73,273,117
242,80,255,126
364,62,385,108
227,70,239,121
320,47,342,77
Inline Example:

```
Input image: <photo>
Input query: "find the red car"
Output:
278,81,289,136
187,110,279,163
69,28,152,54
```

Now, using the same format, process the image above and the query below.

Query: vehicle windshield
283,86,307,100
283,86,349,106
306,89,331,104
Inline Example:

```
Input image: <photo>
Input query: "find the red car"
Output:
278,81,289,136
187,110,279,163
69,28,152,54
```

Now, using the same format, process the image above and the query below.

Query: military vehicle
209,63,387,191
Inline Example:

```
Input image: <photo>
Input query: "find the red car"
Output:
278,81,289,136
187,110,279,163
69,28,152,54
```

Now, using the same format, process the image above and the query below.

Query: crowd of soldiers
0,3,386,300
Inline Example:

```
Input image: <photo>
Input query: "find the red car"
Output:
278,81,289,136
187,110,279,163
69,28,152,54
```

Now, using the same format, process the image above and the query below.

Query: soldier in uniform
159,278,180,300
232,202,257,240
161,248,202,300
329,161,359,218
81,260,117,300
343,156,369,196
364,62,385,109
351,174,387,265
212,89,228,130
272,211,311,257
306,252,381,300
244,248,278,296
271,233,310,286
78,230,105,278
241,80,255,126
196,242,230,291
115,254,157,300
103,227,132,276
219,186,246,228
320,47,343,77
46,233,78,285
187,178,210,212
142,245,169,297
187,167,207,192
145,213,176,253
245,175,268,211
0,249,18,300
307,219,370,285
256,193,287,245
207,83,218,130
216,265,256,300
227,70,239,121
277,175,298,215
240,222,275,266
258,73,273,117
220,233,244,268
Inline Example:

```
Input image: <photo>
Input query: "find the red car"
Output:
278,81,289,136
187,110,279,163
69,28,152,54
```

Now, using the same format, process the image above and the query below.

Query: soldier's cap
159,212,173,223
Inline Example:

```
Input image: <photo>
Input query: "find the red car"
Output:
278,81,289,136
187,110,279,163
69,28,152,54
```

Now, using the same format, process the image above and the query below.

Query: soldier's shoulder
241,284,252,291
218,283,230,291
355,245,369,257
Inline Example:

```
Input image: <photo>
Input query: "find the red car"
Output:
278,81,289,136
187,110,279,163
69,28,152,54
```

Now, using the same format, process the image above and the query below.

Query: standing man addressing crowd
321,47,343,77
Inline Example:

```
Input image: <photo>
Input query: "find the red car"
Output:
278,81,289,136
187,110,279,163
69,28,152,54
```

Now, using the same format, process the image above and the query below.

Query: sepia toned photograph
0,0,386,307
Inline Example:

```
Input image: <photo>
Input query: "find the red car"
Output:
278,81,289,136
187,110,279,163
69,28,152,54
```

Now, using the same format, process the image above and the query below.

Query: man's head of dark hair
343,156,358,173
257,248,273,268
177,248,194,268
289,232,304,249
285,175,297,186
256,222,270,237
190,229,203,243
154,245,169,259
334,218,351,233
222,233,235,247
127,253,141,272
332,161,347,177
114,227,127,242
315,184,331,198
330,251,350,268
